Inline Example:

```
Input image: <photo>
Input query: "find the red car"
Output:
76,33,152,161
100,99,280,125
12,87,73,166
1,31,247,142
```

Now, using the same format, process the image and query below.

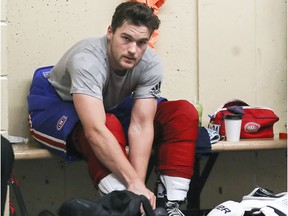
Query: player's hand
127,181,156,210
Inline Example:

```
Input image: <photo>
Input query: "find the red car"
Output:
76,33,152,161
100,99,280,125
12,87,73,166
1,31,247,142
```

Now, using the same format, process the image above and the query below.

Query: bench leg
9,173,29,216
187,153,219,209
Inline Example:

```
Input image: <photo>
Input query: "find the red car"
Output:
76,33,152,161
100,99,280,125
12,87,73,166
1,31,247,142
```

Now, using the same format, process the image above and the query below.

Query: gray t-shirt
48,36,163,109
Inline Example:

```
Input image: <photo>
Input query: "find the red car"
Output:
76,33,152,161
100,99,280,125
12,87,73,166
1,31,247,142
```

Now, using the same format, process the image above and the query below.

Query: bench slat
13,143,55,160
12,139,287,160
212,138,287,152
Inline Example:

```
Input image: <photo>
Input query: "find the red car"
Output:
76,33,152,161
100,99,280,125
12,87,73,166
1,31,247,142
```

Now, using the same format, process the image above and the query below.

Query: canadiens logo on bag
244,122,261,133
208,99,279,139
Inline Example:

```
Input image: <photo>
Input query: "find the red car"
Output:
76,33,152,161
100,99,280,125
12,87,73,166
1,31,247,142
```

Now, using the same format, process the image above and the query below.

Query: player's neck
113,69,127,77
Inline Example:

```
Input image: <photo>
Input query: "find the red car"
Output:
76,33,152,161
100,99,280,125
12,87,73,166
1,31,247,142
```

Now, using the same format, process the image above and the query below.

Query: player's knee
105,114,126,147
174,100,199,124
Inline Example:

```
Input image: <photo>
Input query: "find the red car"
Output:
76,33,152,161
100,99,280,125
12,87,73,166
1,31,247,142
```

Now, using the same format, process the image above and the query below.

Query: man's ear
107,26,113,39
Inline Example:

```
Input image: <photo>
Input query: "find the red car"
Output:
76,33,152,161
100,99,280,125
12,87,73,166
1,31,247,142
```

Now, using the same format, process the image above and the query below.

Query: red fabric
73,100,198,186
154,100,198,179
72,114,127,185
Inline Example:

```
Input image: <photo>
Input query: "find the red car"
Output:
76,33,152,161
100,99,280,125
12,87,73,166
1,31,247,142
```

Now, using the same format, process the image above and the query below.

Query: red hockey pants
72,100,199,187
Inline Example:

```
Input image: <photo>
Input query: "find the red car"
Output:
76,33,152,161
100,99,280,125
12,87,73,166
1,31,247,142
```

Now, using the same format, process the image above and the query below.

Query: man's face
107,21,151,72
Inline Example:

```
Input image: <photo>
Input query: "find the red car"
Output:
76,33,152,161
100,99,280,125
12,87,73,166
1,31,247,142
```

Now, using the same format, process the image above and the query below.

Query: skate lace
166,201,185,216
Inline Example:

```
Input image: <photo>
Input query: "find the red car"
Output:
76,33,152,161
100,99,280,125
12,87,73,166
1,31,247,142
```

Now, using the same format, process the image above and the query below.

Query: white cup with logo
224,114,242,142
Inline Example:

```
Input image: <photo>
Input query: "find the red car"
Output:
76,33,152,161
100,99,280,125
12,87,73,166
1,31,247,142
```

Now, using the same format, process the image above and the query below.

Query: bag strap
139,195,155,216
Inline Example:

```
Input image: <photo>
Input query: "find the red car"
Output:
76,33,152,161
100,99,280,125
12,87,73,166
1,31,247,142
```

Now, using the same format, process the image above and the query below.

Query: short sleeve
133,57,164,99
68,53,107,100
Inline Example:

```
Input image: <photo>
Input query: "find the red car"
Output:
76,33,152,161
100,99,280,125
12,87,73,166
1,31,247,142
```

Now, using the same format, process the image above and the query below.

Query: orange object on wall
130,0,166,49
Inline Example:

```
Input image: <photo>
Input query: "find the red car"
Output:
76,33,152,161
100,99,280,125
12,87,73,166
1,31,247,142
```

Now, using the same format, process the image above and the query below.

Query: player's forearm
85,127,142,187
128,124,154,182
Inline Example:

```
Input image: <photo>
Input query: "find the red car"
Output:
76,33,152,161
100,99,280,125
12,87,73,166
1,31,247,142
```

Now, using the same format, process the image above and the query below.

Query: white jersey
48,36,163,109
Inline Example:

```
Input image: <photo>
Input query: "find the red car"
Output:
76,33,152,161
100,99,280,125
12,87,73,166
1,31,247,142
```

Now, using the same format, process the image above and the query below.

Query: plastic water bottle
194,98,203,126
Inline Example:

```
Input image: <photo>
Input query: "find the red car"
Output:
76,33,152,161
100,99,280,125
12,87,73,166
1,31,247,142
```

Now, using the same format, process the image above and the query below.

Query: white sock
160,175,190,201
98,173,126,195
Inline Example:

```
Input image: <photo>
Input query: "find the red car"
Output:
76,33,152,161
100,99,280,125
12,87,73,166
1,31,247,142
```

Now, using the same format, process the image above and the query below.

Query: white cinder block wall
1,0,8,134
1,0,287,215
1,0,10,215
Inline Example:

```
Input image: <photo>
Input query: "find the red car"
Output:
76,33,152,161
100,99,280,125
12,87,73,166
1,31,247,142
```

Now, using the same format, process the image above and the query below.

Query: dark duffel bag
58,190,155,216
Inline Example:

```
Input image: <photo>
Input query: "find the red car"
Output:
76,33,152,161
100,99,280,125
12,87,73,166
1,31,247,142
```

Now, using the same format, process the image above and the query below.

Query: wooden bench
212,138,286,151
13,142,55,160
13,138,287,160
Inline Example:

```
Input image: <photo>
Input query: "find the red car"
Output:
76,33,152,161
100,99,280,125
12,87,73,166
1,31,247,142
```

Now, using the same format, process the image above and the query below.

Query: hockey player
27,2,198,215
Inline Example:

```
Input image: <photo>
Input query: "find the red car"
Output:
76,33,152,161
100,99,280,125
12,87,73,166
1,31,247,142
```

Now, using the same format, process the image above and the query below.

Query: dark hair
111,2,160,36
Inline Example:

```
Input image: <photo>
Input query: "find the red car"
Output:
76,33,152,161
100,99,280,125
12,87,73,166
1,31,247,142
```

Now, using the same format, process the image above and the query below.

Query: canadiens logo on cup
57,116,68,130
244,122,260,133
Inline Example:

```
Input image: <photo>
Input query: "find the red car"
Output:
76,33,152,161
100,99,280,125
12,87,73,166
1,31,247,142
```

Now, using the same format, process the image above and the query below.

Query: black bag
58,190,155,216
